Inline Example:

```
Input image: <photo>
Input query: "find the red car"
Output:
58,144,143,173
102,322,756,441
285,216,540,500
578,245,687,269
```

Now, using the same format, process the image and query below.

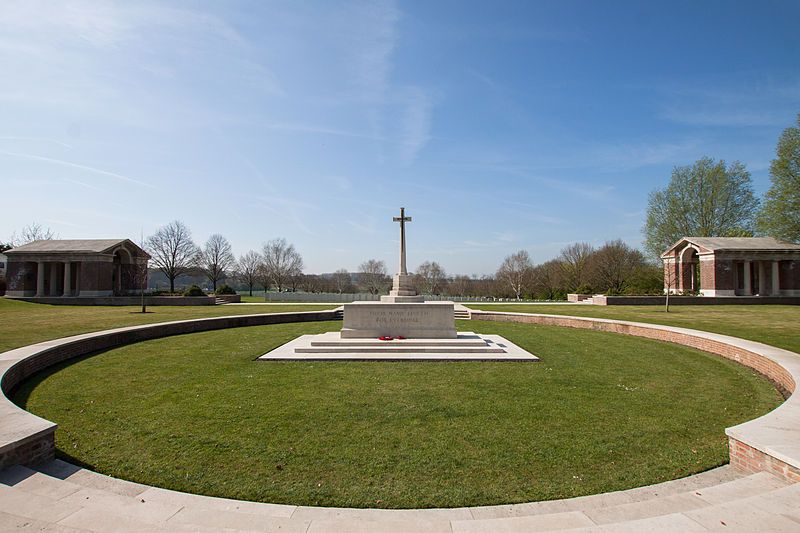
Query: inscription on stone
374,309,431,325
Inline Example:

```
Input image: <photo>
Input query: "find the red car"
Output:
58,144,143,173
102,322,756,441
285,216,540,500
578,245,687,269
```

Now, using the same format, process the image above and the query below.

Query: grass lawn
0,298,335,353
14,319,782,508
467,304,800,354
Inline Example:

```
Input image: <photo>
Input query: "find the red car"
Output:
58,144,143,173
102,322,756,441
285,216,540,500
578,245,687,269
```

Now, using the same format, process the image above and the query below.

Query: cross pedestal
382,206,424,303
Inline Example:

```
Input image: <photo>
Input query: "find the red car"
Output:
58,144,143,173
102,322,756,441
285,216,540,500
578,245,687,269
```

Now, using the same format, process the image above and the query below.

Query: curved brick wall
2,309,799,484
0,310,340,468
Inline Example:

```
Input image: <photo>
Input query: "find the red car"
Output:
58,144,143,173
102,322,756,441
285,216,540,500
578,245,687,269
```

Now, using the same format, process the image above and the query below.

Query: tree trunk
170,277,175,293
249,284,253,297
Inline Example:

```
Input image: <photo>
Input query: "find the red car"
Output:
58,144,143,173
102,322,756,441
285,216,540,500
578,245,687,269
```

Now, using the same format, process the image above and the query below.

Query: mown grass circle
13,319,782,508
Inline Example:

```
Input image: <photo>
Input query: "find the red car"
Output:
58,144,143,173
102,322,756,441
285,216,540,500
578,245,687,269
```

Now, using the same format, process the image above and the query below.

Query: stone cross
393,207,412,275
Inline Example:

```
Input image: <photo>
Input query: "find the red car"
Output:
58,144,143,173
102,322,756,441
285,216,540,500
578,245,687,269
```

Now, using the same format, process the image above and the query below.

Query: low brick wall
4,296,217,306
728,437,800,483
592,295,800,306
473,311,795,395
567,294,592,302
0,310,340,468
214,294,242,303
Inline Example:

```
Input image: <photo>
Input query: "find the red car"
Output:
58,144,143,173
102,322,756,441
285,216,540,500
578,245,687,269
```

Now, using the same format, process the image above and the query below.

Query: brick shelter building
4,239,150,298
662,237,800,297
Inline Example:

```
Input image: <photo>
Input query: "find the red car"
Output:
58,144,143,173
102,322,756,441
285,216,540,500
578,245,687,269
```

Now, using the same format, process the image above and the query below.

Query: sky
1,0,798,275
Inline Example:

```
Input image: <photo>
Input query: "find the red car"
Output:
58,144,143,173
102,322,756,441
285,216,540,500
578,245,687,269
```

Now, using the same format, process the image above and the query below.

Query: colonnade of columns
739,260,781,296
34,261,80,297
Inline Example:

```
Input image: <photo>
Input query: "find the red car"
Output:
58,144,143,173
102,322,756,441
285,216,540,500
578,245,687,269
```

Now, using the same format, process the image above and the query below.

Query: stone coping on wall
0,308,798,494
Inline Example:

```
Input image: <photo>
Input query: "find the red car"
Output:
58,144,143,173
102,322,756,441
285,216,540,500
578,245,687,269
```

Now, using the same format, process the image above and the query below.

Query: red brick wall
728,438,800,483
79,262,114,292
700,259,715,291
780,261,800,290
713,259,735,291
5,261,36,293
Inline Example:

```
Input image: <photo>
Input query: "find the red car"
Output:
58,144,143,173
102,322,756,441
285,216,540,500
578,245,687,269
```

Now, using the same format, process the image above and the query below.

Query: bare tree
415,261,447,295
236,250,262,297
496,250,534,300
559,242,594,292
358,259,388,295
145,220,199,293
448,275,471,297
199,234,235,293
262,238,303,292
587,239,647,294
11,222,57,246
332,268,353,294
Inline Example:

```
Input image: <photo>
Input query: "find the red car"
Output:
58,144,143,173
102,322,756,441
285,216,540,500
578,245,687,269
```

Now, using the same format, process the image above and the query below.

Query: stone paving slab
167,506,310,532
450,510,595,532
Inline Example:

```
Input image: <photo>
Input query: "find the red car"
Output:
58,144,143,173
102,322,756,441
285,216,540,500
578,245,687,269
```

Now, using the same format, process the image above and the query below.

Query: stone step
4,460,793,531
296,346,506,354
309,337,490,347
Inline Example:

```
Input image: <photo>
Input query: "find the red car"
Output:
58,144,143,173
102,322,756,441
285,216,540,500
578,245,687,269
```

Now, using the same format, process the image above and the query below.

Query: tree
331,268,353,294
643,157,759,258
496,250,534,300
0,242,11,253
415,261,447,295
11,222,57,246
587,240,647,294
448,275,471,297
533,259,566,300
757,114,800,243
145,220,199,293
261,238,303,292
558,242,594,292
236,250,262,297
358,259,388,295
199,234,235,293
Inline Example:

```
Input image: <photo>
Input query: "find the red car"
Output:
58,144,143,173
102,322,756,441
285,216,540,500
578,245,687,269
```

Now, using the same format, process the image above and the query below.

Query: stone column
743,261,752,296
758,261,766,296
36,262,46,297
772,261,781,296
49,263,59,296
75,263,81,297
63,262,72,297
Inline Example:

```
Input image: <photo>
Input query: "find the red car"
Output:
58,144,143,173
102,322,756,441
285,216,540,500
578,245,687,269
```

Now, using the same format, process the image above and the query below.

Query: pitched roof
663,236,800,256
6,239,149,257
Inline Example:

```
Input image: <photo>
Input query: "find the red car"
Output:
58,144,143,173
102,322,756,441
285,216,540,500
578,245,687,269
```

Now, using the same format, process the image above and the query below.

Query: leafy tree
200,234,235,293
757,114,800,243
496,250,534,300
358,259,388,295
415,260,447,295
145,220,199,293
643,157,759,258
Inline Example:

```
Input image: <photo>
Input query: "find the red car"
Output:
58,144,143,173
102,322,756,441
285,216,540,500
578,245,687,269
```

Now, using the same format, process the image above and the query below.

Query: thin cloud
0,150,156,189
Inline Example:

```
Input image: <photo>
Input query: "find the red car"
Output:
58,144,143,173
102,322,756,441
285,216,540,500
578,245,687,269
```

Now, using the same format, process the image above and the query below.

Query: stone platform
258,331,539,361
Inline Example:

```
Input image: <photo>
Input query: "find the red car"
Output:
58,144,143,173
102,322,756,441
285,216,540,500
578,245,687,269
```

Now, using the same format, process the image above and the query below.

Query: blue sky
1,1,798,275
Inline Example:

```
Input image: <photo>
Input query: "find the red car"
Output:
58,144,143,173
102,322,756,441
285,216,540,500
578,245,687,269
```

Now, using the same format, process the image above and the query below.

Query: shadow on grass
10,349,108,410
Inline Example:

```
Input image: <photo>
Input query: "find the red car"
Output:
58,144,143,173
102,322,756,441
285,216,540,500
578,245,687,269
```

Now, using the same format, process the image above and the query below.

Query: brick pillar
758,261,766,295
35,262,45,297
772,261,781,295
743,261,752,295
